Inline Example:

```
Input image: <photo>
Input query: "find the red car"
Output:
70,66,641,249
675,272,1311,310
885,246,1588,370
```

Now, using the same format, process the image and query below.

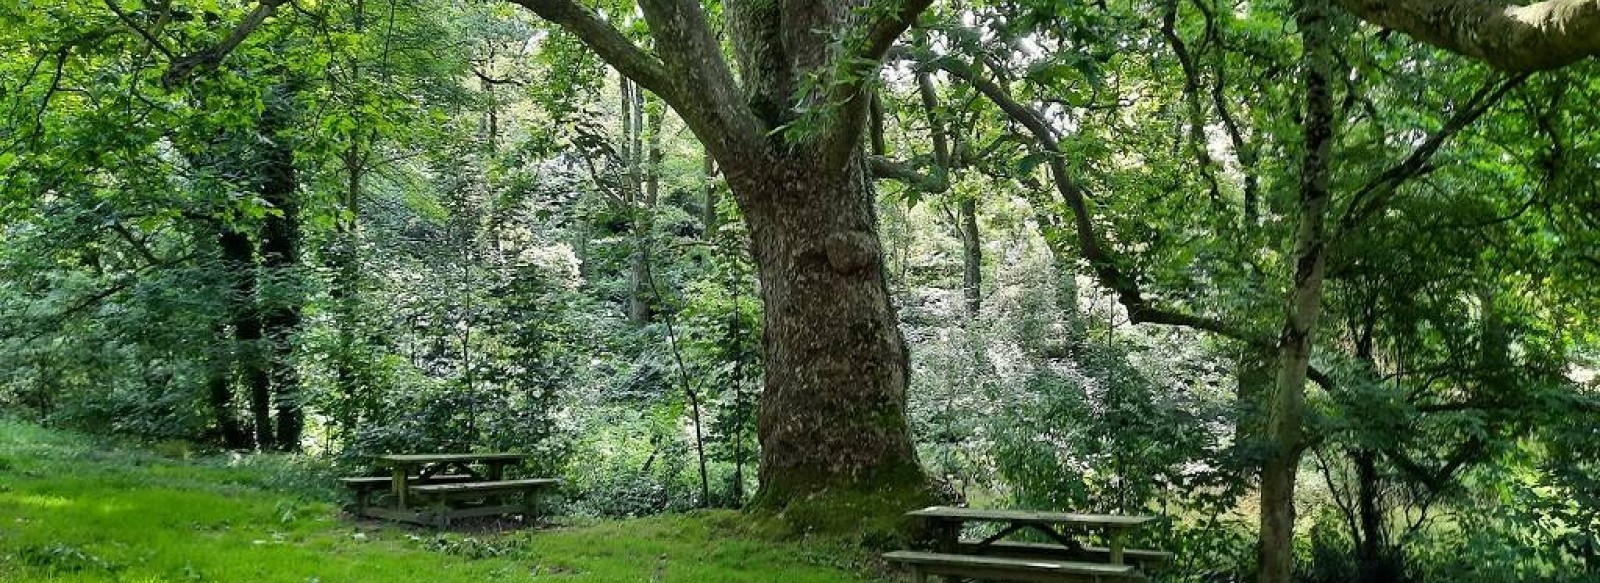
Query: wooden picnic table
909,506,1156,566
374,453,530,511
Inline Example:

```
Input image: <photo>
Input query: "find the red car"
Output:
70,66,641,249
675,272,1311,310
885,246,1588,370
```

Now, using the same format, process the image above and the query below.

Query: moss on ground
0,420,885,582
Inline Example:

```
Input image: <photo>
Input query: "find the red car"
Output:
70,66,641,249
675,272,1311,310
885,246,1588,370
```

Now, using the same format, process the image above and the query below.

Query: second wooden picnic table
910,506,1156,566
375,453,530,510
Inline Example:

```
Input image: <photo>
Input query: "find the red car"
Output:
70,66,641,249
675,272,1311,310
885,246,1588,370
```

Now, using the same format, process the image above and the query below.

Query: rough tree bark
733,152,922,503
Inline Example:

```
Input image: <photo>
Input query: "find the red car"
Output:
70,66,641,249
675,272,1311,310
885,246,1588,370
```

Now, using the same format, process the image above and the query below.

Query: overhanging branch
1336,0,1600,72
910,42,1338,389
868,155,948,192
1335,72,1530,236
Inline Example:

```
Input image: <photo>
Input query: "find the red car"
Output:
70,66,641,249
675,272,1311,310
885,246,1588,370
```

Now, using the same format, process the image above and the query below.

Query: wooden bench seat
958,540,1174,570
885,551,1145,583
340,474,477,489
340,475,478,516
408,479,560,527
408,478,558,495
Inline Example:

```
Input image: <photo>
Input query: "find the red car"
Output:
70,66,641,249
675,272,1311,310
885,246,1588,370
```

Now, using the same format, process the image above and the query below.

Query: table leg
976,523,1027,547
392,465,409,510
933,519,961,553
522,488,538,525
487,461,505,481
1108,530,1126,565
1030,524,1085,552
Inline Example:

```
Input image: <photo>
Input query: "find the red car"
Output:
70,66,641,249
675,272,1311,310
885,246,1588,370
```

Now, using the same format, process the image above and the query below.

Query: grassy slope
0,421,879,582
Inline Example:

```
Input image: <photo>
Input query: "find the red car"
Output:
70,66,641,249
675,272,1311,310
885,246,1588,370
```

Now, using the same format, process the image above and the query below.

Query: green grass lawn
0,420,881,582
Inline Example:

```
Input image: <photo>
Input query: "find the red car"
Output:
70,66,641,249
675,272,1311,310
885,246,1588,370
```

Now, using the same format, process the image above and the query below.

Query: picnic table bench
885,506,1171,582
342,452,558,527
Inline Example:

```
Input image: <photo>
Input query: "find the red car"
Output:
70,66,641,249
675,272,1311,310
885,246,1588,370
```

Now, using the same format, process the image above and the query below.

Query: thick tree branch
633,0,765,162
1336,0,1600,72
725,0,790,123
868,155,949,192
819,0,935,170
163,0,289,85
508,0,676,103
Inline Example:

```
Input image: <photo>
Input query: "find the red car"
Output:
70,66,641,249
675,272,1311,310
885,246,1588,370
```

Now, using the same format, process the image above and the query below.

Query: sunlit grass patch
0,421,880,582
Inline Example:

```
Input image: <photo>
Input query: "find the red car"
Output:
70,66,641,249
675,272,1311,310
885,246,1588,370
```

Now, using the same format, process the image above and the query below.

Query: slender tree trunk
728,268,747,505
702,153,718,237
628,91,660,324
1258,1,1337,580
328,0,367,440
1354,448,1385,565
1351,310,1387,570
735,152,924,505
330,155,362,436
257,87,304,451
958,198,981,317
207,323,249,449
219,229,274,451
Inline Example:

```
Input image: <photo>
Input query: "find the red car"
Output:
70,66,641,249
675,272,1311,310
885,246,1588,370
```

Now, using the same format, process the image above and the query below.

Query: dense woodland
2,0,1598,581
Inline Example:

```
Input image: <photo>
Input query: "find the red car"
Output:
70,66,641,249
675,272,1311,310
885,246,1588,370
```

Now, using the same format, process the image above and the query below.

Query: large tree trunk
734,151,925,509
1258,0,1337,580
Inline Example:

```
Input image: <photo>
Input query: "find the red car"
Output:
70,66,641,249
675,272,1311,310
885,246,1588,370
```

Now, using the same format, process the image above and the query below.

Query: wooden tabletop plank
375,453,530,464
907,506,1156,528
